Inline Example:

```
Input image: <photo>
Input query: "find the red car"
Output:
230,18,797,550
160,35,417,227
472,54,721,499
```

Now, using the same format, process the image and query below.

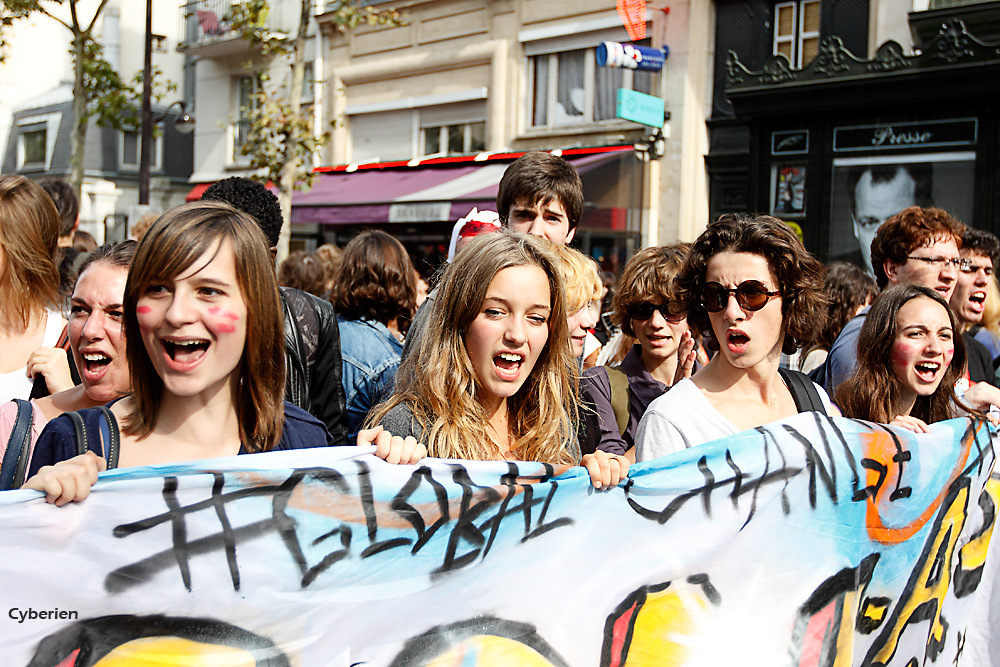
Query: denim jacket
338,317,403,443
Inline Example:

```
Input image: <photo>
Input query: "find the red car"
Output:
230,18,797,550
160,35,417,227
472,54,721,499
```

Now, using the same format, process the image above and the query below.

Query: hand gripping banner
1,413,999,666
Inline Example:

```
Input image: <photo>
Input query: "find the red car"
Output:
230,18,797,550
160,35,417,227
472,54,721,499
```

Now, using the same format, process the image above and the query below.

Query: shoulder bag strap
778,367,827,415
1,399,34,490
606,366,631,434
98,406,120,469
66,411,91,457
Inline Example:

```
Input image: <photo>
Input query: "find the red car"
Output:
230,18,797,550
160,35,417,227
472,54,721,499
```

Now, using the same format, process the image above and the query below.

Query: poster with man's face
828,153,976,274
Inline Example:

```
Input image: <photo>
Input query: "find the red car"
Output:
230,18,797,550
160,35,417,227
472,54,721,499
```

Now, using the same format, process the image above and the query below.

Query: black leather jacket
281,287,348,446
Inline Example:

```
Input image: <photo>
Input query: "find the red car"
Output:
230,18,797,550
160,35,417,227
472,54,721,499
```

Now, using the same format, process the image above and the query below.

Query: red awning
185,182,214,201
291,148,631,226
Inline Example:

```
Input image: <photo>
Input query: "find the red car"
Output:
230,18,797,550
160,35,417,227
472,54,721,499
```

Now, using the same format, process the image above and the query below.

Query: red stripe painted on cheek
209,307,240,334
136,305,151,315
890,341,917,368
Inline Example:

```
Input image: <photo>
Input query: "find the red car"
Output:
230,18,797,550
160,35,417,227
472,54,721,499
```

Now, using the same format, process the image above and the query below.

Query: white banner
1,413,997,666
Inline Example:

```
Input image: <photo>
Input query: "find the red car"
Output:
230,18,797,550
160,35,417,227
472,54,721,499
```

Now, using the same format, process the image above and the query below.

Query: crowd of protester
4,150,1000,505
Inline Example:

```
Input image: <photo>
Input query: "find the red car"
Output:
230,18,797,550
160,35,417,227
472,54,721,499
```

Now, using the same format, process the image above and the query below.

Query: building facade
181,0,715,271
0,0,193,242
709,0,1000,271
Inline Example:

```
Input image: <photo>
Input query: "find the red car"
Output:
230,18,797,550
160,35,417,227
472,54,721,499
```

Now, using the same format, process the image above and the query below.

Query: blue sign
597,41,668,72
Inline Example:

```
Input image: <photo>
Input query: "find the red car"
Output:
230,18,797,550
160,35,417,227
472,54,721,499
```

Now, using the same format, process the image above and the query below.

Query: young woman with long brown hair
25,201,329,504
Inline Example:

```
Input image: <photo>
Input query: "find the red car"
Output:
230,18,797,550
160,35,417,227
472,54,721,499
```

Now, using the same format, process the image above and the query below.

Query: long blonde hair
980,275,1000,339
550,243,602,313
369,231,578,464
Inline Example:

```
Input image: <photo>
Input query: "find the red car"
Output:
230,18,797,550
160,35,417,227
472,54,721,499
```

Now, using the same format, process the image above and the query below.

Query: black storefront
709,9,1000,267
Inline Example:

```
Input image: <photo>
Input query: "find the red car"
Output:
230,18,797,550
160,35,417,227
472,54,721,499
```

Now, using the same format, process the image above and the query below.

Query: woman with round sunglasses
634,214,832,462
579,244,695,461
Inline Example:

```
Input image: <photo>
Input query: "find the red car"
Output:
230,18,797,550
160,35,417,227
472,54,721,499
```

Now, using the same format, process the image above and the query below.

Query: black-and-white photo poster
827,152,976,274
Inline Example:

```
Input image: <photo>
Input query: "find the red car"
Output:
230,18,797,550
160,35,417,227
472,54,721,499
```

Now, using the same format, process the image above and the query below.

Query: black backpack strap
606,366,631,434
779,367,827,415
1,399,34,490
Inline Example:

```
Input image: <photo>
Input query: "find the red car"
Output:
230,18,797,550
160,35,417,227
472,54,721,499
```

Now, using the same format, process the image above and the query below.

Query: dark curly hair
332,230,416,329
201,177,283,248
611,243,689,337
674,213,827,355
869,206,965,290
837,284,974,424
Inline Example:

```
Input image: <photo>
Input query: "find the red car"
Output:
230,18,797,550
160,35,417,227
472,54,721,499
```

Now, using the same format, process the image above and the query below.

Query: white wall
0,0,187,160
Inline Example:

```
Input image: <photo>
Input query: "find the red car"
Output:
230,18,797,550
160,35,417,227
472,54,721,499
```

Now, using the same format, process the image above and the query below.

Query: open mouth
163,339,210,364
82,352,112,374
970,291,986,309
914,361,941,382
493,351,524,379
727,331,750,348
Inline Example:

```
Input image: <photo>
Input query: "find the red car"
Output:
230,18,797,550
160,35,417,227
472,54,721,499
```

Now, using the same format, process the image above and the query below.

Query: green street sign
616,88,664,128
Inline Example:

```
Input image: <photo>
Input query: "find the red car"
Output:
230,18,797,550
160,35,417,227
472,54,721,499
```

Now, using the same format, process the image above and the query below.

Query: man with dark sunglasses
819,206,987,394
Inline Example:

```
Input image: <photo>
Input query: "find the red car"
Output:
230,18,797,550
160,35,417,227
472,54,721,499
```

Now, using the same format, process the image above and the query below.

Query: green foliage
228,0,286,55
239,69,328,190
0,0,41,63
324,0,404,33
234,0,406,190
79,39,177,132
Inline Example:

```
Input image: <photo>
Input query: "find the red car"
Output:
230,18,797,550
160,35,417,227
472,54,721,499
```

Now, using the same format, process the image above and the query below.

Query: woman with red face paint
836,284,998,432
634,214,834,462
24,202,329,505
364,231,629,489
0,242,136,490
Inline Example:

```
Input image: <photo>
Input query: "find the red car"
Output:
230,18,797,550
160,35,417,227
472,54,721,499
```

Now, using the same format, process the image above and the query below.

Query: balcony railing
180,0,239,49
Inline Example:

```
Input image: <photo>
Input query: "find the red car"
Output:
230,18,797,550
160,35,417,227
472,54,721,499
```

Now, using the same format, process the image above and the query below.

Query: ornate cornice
726,19,1000,92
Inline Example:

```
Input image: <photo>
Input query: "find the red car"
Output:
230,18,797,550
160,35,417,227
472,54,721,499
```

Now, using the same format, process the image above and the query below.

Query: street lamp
138,0,196,204
155,101,196,133
138,100,196,204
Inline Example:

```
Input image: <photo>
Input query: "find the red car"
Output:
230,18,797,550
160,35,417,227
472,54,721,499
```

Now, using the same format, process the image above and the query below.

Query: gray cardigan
377,401,582,463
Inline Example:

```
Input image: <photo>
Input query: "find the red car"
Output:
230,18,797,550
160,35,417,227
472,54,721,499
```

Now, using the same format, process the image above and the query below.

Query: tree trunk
69,30,87,205
274,0,312,264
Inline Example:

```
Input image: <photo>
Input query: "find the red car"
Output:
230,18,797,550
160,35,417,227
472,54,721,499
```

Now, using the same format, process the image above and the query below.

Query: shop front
720,19,1000,271
287,146,644,275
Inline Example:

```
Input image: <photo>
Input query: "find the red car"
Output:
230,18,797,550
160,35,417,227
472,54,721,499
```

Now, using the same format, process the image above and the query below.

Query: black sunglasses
627,302,685,323
702,280,780,313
